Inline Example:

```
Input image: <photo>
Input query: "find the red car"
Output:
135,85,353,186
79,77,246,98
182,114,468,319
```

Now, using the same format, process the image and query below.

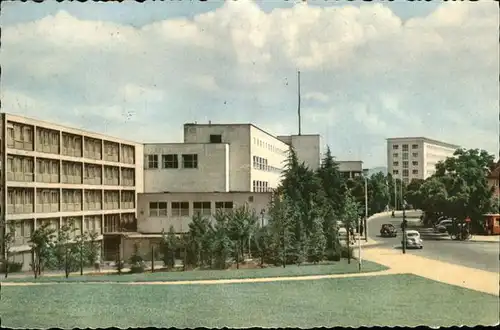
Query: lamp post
364,176,368,242
400,175,407,254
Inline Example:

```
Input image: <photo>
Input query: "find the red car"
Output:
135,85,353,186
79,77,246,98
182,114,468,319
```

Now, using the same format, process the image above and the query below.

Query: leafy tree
421,148,495,232
405,179,425,210
340,191,359,264
227,205,257,269
367,172,390,215
160,226,178,269
86,231,100,267
187,213,213,268
307,217,326,264
54,220,80,278
2,222,16,278
253,226,273,266
29,222,56,278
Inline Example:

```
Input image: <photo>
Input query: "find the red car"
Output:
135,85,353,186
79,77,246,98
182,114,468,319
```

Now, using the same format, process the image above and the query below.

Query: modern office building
337,161,363,179
386,137,460,183
143,123,321,194
0,113,144,268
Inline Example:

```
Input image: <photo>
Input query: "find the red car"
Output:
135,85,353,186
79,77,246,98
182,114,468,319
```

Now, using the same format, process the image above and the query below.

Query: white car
402,230,423,249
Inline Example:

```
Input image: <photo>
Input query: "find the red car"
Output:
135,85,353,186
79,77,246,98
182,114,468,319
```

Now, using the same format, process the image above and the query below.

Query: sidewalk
363,247,499,296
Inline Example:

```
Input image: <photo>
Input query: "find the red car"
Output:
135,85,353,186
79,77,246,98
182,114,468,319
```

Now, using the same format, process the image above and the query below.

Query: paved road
366,212,500,273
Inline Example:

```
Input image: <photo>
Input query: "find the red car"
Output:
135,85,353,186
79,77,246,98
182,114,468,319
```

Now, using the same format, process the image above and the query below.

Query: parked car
338,227,348,247
402,230,423,249
434,219,453,233
380,224,397,237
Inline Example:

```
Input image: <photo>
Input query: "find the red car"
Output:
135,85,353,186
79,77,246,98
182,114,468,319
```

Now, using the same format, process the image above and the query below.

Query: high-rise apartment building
0,113,144,268
387,137,460,184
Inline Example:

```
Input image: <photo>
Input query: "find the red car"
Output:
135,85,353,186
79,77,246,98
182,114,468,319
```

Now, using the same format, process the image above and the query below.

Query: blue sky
1,0,498,167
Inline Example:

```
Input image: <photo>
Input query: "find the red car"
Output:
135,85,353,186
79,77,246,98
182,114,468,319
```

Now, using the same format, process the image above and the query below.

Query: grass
2,259,387,283
1,274,498,328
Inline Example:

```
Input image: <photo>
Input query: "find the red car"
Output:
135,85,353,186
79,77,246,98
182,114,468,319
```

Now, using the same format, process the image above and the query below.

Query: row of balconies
6,201,135,214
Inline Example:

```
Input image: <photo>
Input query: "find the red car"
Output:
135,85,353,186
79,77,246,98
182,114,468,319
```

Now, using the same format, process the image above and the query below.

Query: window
412,144,419,149
149,202,167,216
210,134,222,143
412,161,418,166
412,152,418,158
402,153,409,160
402,144,409,152
162,154,178,169
393,161,399,167
393,170,399,175
412,170,419,175
193,202,211,216
172,202,189,216
402,161,409,168
147,154,158,169
393,153,399,158
182,154,198,169
402,169,409,177
215,201,233,210
392,144,399,150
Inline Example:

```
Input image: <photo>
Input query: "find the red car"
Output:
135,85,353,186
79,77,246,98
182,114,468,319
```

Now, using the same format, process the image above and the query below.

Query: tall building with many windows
0,113,144,268
386,137,460,183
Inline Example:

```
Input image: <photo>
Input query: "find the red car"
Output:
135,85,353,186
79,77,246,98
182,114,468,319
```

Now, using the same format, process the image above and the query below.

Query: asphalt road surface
366,211,500,273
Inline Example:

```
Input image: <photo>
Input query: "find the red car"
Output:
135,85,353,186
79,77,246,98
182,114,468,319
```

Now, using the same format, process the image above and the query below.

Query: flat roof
140,191,273,196
184,123,292,146
386,137,460,149
2,112,140,145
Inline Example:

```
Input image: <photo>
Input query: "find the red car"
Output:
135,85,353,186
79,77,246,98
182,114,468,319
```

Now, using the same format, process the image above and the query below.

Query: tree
268,194,295,267
316,146,344,255
405,179,425,210
422,148,495,232
160,226,178,269
253,226,273,267
187,213,213,268
340,191,359,264
29,223,56,278
2,222,16,278
210,210,233,269
367,172,391,215
129,243,145,273
307,217,326,264
86,231,100,268
54,220,79,278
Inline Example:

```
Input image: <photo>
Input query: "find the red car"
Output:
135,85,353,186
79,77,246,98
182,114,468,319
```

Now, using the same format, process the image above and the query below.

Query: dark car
380,224,397,237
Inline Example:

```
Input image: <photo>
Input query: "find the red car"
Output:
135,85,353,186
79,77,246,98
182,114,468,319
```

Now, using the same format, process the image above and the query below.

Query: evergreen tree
307,217,326,264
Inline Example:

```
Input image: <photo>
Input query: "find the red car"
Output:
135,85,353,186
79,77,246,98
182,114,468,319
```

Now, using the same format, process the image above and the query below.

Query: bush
340,246,353,259
129,263,145,273
0,261,24,273
325,249,341,261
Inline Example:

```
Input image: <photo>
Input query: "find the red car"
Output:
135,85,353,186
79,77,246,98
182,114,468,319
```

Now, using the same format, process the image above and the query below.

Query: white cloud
1,0,498,167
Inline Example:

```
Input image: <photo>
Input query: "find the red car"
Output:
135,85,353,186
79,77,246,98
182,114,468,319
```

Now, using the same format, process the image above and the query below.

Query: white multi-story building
143,123,321,194
337,161,363,179
0,113,144,268
386,137,460,183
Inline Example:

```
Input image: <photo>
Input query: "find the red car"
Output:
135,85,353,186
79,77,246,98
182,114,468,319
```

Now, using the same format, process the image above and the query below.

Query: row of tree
404,148,497,232
3,219,100,278
156,147,396,271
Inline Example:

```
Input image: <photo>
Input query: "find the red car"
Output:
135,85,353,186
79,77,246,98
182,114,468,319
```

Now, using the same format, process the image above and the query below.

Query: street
366,212,500,273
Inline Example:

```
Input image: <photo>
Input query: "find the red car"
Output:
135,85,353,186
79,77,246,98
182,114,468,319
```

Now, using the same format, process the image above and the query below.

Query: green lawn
2,259,387,283
1,274,498,328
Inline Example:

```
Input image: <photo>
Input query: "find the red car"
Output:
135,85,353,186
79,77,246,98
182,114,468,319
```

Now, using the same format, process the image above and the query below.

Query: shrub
129,263,145,273
325,249,341,261
340,246,353,259
0,261,23,273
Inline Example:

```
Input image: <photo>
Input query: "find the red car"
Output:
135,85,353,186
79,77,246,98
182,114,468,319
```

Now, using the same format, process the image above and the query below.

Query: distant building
386,137,460,184
337,161,363,179
0,113,144,269
487,161,500,200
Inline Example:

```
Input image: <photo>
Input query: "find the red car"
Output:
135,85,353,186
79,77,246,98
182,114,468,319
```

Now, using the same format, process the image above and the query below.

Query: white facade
387,137,459,183
0,113,144,269
137,192,272,233
337,161,363,179
143,143,230,193
277,134,321,170
143,123,320,194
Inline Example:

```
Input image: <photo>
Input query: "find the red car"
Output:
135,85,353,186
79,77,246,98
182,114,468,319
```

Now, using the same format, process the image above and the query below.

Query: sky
1,0,498,168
